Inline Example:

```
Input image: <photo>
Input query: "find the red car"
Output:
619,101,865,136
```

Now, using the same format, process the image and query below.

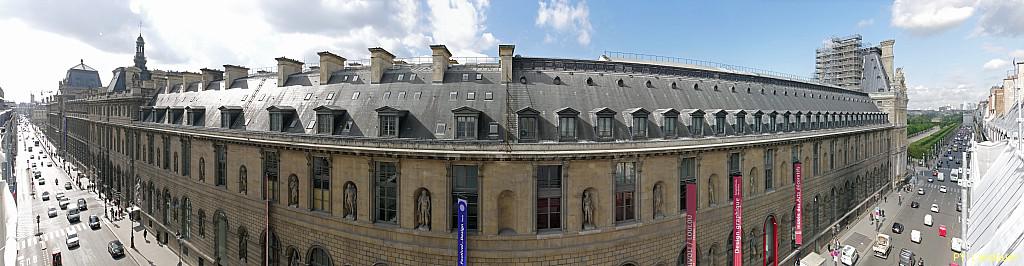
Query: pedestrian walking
144,229,148,240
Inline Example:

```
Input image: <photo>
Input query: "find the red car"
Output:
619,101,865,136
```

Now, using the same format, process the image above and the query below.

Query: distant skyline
1,0,1022,110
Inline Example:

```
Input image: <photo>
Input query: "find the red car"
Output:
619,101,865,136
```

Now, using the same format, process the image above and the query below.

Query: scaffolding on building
815,34,868,90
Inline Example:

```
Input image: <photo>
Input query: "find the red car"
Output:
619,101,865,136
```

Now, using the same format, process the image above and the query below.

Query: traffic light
36,215,39,224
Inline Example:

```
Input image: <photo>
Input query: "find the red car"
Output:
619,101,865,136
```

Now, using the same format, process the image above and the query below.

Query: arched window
763,215,779,266
287,247,301,266
261,230,281,266
215,211,229,263
307,246,333,266
238,227,248,262
239,165,248,194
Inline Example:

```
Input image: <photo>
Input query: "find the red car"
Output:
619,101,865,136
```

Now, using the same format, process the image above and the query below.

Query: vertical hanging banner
732,174,743,266
794,162,803,245
456,198,468,266
686,182,697,266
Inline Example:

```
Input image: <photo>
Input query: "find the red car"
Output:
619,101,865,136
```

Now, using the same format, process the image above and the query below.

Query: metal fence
604,51,820,84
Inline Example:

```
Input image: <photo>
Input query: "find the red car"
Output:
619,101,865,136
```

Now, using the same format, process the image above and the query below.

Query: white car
925,214,933,226
931,204,940,213
840,245,858,265
911,230,921,243
940,186,948,193
917,188,925,195
952,237,964,253
66,230,79,248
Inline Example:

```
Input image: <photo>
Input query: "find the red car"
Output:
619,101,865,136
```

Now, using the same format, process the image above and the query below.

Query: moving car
939,225,948,237
55,192,65,201
46,162,52,167
840,245,858,265
48,207,58,218
65,231,79,248
88,215,100,229
38,179,44,185
925,214,933,226
952,237,964,252
66,208,80,223
898,248,916,266
938,173,945,181
891,223,904,234
77,199,87,211
927,177,933,183
58,199,69,210
911,201,920,208
107,240,125,258
64,183,72,190
911,230,921,243
940,186,948,193
873,234,892,259
41,191,50,200
931,204,940,213
957,203,962,212
918,188,925,195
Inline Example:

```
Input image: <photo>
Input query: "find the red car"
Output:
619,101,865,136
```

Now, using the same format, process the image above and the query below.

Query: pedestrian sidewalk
104,213,187,266
835,185,907,262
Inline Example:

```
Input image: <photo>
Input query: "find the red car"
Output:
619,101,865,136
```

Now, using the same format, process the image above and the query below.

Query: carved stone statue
582,189,595,230
134,179,143,207
343,183,357,220
415,189,431,230
707,179,716,205
653,183,664,218
288,176,298,206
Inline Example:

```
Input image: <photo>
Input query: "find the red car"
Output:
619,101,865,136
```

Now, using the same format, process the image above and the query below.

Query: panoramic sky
1,0,1022,110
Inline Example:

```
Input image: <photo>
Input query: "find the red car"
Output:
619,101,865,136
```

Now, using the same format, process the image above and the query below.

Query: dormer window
186,106,205,127
655,108,680,139
154,107,168,123
266,106,297,132
625,108,650,140
591,107,617,140
781,112,791,132
734,111,747,135
375,106,408,138
751,111,763,134
170,107,185,125
556,107,580,142
141,107,154,122
768,112,778,133
714,112,727,136
794,112,803,131
688,110,706,138
452,106,481,140
218,106,243,129
314,106,346,135
516,107,540,142
814,113,822,129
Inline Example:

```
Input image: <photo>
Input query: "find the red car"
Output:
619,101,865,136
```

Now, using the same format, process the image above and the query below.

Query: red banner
794,162,803,245
732,174,743,266
686,182,697,266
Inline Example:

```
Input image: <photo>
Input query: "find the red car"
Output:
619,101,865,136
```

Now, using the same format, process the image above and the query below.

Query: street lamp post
103,184,109,219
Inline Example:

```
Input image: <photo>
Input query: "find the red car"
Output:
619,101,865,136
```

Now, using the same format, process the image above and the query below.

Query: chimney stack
430,45,452,84
200,68,223,91
181,72,201,92
275,57,304,87
880,40,895,81
368,47,395,84
223,65,249,89
317,51,346,84
498,44,515,84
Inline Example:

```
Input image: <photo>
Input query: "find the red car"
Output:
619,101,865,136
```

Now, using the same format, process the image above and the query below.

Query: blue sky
1,0,1021,109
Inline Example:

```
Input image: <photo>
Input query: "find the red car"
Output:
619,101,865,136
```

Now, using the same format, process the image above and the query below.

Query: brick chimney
223,65,249,89
499,44,515,84
200,68,223,91
368,47,395,84
430,45,452,84
317,51,346,84
275,57,304,87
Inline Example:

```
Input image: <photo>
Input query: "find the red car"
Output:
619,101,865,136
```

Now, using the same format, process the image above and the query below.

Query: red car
939,225,947,237
933,170,939,176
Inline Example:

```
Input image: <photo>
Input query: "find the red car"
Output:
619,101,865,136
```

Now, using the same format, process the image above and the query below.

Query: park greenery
909,122,960,159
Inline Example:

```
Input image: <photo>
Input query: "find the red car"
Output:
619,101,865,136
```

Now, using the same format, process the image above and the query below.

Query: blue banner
456,198,468,266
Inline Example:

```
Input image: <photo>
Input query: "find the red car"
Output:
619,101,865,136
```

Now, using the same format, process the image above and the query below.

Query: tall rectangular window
663,116,677,137
715,116,726,135
843,139,849,166
691,116,704,137
316,114,334,134
813,143,820,176
269,113,283,132
375,162,398,224
769,116,777,132
764,150,774,191
452,165,479,231
783,116,791,132
559,116,576,141
632,117,647,139
455,116,477,139
829,140,836,170
536,165,562,231
181,139,191,177
311,156,331,212
519,117,537,141
614,162,637,222
263,150,280,203
380,115,398,137
736,116,746,135
753,116,762,133
163,136,171,170
679,157,697,211
147,134,154,165
215,144,226,187
728,152,741,199
597,116,614,139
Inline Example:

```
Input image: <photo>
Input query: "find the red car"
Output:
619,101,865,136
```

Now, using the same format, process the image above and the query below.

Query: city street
838,127,967,265
13,121,134,266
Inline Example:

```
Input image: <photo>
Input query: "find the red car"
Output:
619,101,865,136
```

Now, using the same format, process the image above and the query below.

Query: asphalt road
856,127,969,265
13,121,133,266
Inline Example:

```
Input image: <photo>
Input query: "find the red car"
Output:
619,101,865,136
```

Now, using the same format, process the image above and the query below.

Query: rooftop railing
604,51,821,85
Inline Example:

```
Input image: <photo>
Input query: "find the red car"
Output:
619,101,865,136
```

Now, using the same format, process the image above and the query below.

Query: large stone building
37,36,907,265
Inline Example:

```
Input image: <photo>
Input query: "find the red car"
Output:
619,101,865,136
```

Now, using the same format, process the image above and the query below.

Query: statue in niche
582,189,596,230
288,176,298,206
343,183,357,220
707,178,716,205
653,183,664,218
415,189,431,230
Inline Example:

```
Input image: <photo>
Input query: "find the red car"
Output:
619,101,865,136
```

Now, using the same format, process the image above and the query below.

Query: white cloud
890,0,975,35
984,58,1010,70
857,19,874,28
535,0,593,46
972,0,1024,37
0,0,501,102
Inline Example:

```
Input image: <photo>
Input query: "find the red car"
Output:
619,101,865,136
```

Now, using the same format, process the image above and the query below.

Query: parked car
940,186,948,193
899,248,916,266
952,237,964,252
892,223,904,234
41,191,50,200
64,183,72,190
918,188,925,195
88,215,100,229
65,231,79,248
48,207,58,218
931,204,940,213
107,240,125,258
840,245,858,265
77,199,87,211
38,179,44,185
911,230,921,243
46,162,52,167
911,201,920,208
